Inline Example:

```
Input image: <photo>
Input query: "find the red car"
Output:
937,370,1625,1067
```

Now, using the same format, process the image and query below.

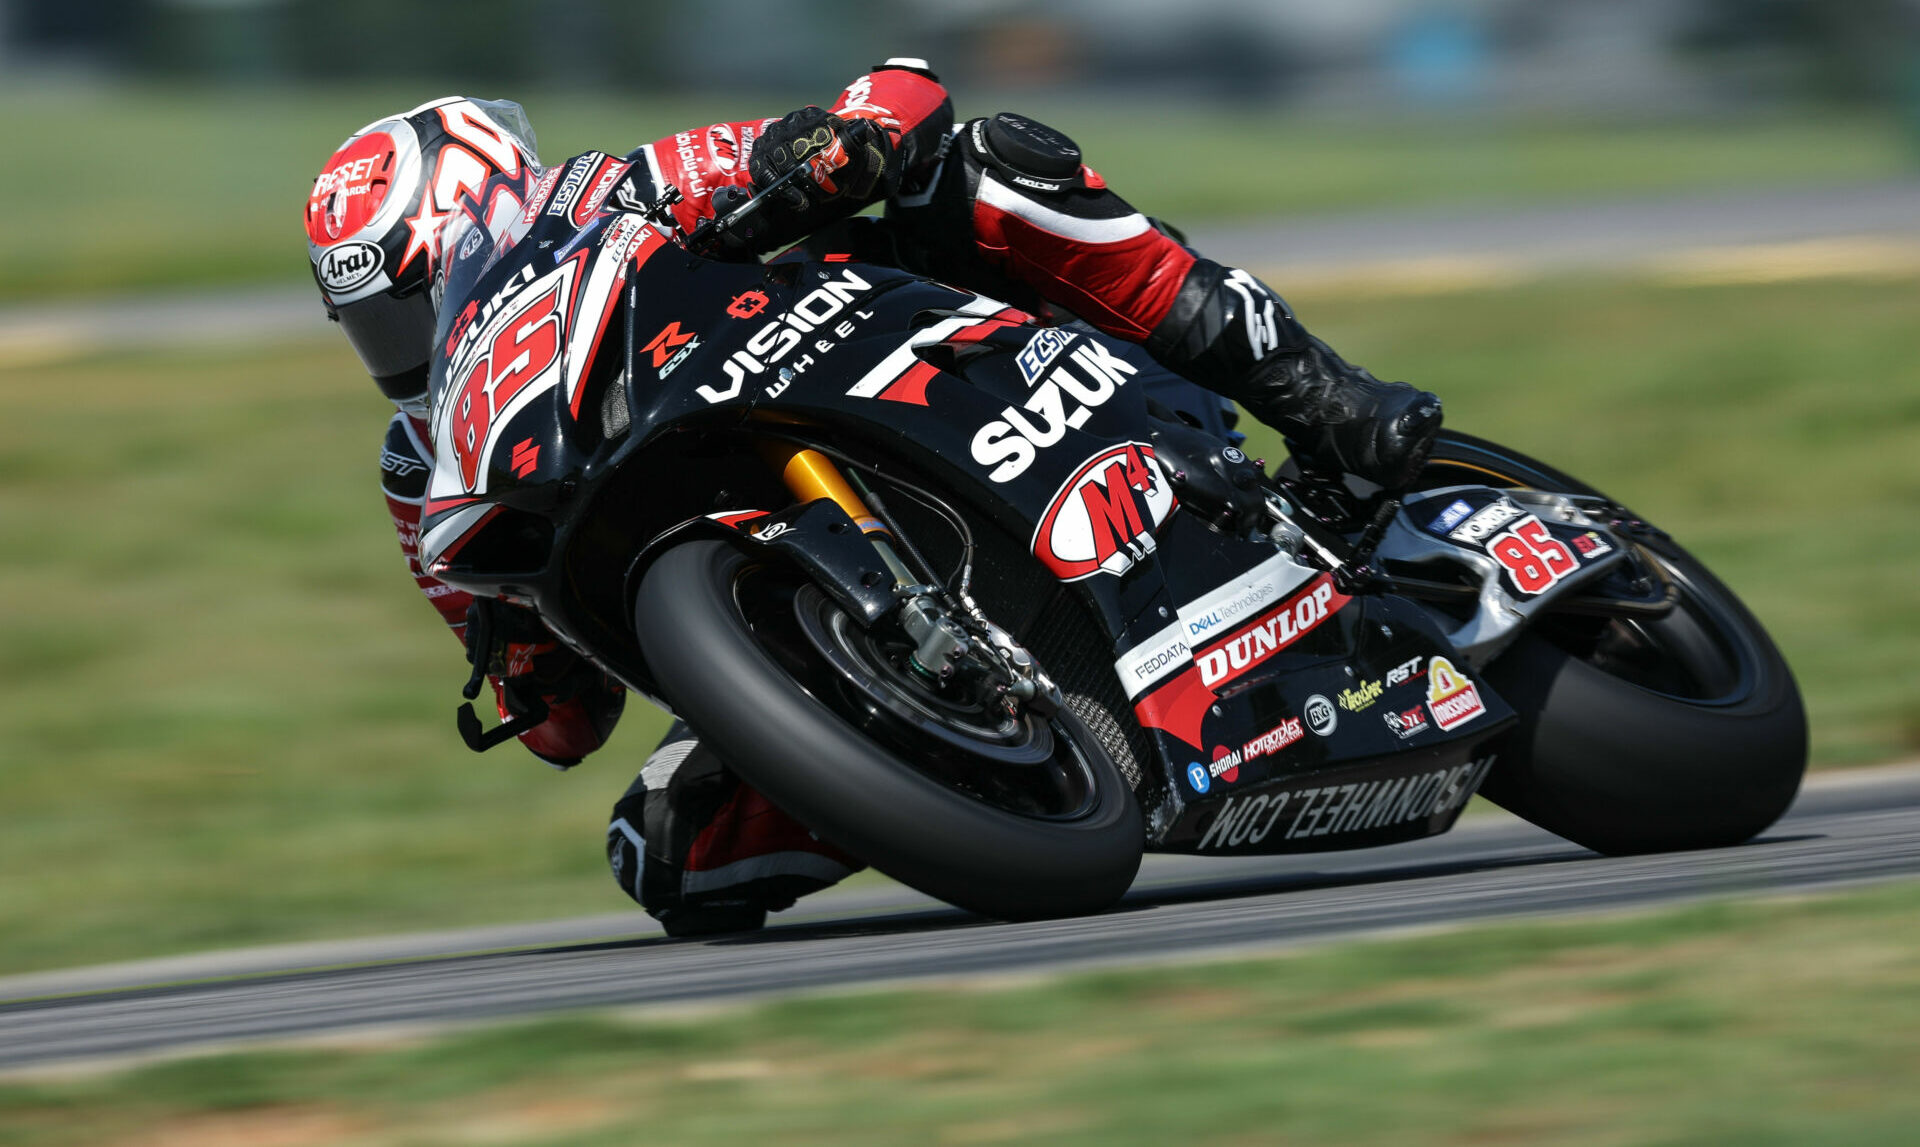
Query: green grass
0,272,1915,978
2,80,1915,299
6,882,1920,1146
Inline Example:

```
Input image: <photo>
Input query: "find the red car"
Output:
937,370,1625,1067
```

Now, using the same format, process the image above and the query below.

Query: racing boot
606,723,862,938
1147,259,1442,490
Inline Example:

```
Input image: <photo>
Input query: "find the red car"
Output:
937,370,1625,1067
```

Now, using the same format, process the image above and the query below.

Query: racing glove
744,106,892,244
460,598,624,769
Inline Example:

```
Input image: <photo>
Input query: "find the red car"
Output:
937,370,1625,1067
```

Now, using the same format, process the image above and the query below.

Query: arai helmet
306,97,537,414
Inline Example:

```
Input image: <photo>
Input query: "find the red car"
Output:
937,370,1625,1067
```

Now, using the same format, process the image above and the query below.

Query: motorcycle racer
306,62,1442,935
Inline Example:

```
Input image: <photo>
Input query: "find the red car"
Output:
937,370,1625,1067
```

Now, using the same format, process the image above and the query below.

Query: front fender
624,498,901,633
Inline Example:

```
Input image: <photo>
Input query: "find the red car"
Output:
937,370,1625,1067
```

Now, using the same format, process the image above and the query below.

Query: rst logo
698,270,873,403
317,240,383,292
1194,576,1348,689
1030,443,1176,581
971,340,1141,482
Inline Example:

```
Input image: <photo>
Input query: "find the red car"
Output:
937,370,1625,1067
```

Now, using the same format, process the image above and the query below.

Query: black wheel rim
729,561,1102,821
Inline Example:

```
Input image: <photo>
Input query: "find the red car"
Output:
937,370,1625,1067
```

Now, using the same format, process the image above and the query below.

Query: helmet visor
334,286,436,389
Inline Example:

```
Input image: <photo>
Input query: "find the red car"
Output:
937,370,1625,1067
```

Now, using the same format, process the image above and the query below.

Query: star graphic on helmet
400,193,448,277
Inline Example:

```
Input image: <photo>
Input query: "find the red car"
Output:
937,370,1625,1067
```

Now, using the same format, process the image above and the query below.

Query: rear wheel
1416,431,1806,855
635,540,1144,919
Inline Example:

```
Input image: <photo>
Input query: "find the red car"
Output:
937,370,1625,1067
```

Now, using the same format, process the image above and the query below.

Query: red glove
461,599,624,769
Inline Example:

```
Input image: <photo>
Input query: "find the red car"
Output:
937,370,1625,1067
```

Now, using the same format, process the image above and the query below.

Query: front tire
635,541,1144,919
1419,432,1807,855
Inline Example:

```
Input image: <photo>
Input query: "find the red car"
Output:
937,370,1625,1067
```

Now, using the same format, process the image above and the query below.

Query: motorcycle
418,165,1807,920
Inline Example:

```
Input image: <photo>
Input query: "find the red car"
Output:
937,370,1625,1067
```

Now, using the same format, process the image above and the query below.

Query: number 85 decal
1486,514,1578,595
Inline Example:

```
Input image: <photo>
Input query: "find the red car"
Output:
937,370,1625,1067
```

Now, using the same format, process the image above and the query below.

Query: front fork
759,443,1058,710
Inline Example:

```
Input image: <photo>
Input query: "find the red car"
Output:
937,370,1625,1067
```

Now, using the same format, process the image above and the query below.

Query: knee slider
965,112,1084,195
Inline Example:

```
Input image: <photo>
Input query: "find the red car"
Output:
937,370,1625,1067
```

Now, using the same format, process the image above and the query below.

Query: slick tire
1421,432,1807,856
635,540,1144,920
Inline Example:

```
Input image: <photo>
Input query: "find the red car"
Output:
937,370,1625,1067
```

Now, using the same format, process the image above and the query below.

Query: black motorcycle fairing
416,210,1516,855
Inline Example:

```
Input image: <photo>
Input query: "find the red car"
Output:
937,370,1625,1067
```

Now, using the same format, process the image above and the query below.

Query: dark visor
335,287,437,392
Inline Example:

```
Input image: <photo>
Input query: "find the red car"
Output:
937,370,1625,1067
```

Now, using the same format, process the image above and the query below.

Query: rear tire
636,540,1144,919
1419,432,1807,855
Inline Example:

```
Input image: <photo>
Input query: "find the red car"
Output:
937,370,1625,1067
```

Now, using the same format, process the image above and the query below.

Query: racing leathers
376,59,1441,934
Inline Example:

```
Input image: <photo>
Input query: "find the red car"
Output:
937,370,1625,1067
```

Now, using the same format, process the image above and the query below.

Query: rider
306,61,1442,935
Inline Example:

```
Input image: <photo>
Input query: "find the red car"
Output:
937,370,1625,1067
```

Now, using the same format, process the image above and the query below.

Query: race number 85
1488,515,1577,595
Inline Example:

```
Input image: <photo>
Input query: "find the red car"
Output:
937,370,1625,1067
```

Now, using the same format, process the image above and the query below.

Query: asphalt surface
4,765,1918,1073
3,179,1918,362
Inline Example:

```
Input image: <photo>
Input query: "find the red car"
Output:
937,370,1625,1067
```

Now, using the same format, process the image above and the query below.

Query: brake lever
683,162,814,257
456,696,551,753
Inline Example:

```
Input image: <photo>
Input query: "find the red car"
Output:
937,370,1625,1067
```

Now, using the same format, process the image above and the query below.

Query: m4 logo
1030,443,1177,581
448,281,564,491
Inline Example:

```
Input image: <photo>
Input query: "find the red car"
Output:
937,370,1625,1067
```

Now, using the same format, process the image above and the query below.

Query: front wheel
1416,432,1807,855
635,540,1144,919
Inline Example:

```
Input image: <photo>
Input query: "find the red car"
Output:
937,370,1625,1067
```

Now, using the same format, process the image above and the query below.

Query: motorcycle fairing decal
432,255,582,496
871,305,1032,406
708,509,772,529
1030,442,1176,581
1191,753,1495,854
421,503,501,572
1132,572,1351,748
843,295,1011,397
564,215,667,418
968,338,1146,483
1112,550,1321,700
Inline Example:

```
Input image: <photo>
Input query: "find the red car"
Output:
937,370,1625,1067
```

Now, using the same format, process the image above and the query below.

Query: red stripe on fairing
569,265,628,419
432,505,503,562
709,510,771,528
972,200,1196,342
1132,666,1214,750
876,359,940,406
423,495,481,516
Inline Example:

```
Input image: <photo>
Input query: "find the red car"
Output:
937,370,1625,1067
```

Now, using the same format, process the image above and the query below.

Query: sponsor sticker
1338,677,1383,712
1427,498,1474,534
971,340,1141,482
1110,553,1315,700
1194,577,1347,690
1030,443,1177,581
1449,499,1523,544
1242,716,1305,761
1195,755,1497,851
1385,656,1425,687
317,240,384,293
1186,762,1211,794
1383,705,1430,739
1425,656,1486,731
1207,744,1241,785
1571,530,1614,557
1304,693,1338,737
701,269,873,403
1016,327,1075,384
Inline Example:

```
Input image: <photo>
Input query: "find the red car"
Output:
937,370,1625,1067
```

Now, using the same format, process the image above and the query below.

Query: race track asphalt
4,765,1917,1073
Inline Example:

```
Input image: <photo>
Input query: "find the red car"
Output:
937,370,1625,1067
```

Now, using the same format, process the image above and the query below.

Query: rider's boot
1147,259,1443,490
606,723,862,937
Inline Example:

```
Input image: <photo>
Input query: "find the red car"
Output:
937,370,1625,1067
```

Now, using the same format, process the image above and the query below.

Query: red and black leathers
368,58,1439,931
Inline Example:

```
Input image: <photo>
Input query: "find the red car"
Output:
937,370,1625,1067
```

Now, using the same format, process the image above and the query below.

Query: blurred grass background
2,266,1915,976
5,881,1919,1145
2,83,1916,299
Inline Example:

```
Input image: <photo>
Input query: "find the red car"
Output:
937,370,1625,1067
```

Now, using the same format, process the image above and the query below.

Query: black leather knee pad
964,112,1085,195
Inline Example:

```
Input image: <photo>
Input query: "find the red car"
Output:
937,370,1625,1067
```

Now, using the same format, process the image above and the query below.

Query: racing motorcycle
419,166,1807,919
